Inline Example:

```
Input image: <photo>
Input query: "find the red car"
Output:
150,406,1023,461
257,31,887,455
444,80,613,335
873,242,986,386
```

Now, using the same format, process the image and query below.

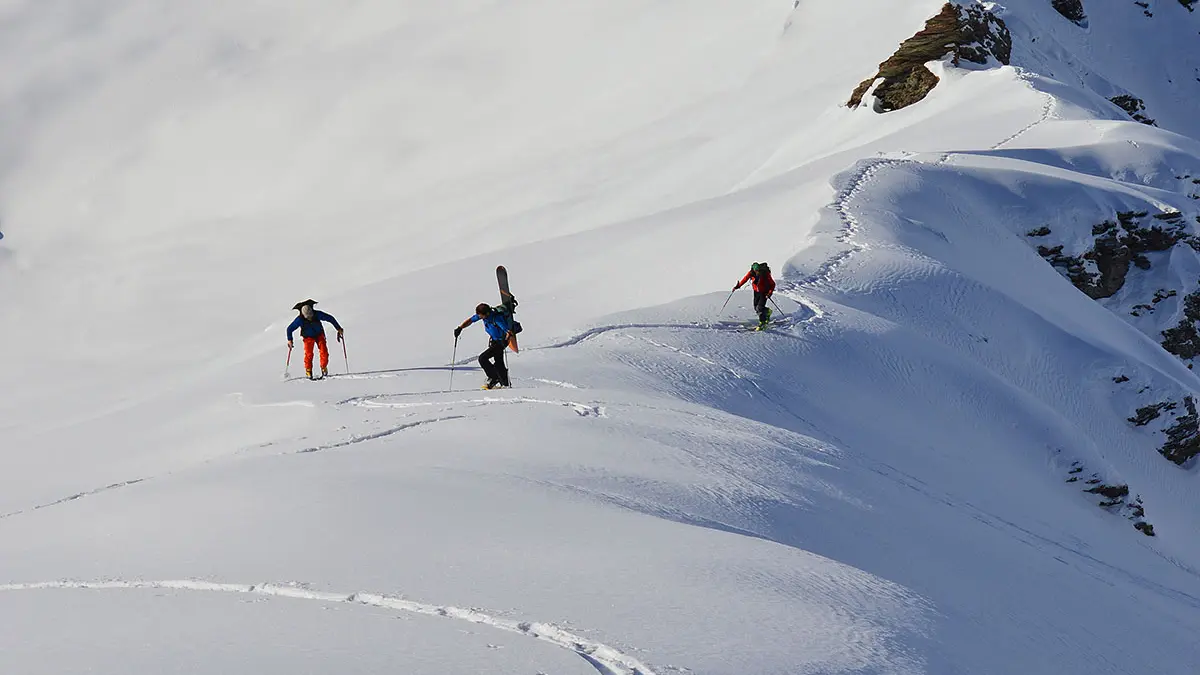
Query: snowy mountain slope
3,0,1200,673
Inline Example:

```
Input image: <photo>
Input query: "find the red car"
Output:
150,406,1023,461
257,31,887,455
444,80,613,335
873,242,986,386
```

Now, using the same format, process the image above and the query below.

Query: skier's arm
453,315,478,337
317,310,343,332
734,271,753,290
286,316,303,345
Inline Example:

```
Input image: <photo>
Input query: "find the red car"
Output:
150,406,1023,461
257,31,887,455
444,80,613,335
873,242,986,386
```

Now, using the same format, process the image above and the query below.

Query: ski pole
283,344,293,379
448,336,459,392
340,335,349,374
705,285,734,326
769,295,785,316
716,289,735,323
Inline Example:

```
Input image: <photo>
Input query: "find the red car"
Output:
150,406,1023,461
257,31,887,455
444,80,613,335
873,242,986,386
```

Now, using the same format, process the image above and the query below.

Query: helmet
751,262,763,273
476,303,491,316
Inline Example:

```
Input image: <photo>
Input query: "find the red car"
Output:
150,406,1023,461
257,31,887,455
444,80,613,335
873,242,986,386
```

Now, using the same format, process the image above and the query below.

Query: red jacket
738,269,775,294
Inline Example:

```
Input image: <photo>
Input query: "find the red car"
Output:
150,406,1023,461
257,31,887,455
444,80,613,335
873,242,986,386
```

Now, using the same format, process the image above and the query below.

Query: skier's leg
317,334,330,372
303,338,316,374
478,347,499,382
483,340,508,385
496,343,510,386
753,291,768,323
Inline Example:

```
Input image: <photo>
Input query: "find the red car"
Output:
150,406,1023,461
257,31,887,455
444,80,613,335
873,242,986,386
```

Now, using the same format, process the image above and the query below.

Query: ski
496,265,519,353
739,321,773,332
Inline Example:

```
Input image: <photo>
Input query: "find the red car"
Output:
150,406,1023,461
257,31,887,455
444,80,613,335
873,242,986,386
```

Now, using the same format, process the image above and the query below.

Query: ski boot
321,367,329,378
306,369,314,379
482,379,501,390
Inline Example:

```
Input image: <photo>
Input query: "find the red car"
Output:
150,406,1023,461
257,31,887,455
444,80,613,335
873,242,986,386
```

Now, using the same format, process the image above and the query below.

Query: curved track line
350,396,606,418
780,66,1058,303
0,579,658,675
295,415,468,454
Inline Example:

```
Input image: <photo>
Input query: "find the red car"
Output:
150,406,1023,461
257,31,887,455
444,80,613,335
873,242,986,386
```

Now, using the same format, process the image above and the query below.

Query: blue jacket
288,310,342,341
469,309,512,341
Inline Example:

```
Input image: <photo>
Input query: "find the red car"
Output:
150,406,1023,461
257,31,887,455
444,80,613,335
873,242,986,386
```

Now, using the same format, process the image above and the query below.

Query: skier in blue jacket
287,299,344,379
455,302,512,389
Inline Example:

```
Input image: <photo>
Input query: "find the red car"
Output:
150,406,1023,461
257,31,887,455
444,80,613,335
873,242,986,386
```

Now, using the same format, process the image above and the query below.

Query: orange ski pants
303,335,330,371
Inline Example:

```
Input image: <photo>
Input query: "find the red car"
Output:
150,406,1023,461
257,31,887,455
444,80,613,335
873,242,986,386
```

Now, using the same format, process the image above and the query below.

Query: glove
337,329,344,342
454,327,463,338
732,284,740,291
287,340,293,349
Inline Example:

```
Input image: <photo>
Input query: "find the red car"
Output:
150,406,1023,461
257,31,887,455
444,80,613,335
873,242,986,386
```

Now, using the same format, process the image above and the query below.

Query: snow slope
3,1,1200,673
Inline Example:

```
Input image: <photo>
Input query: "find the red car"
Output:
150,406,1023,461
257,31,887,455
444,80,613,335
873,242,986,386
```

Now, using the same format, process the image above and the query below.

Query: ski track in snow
538,317,811,352
0,416,468,523
0,78,1059,528
778,66,1058,312
0,478,148,521
294,416,468,454
348,396,607,418
0,580,659,675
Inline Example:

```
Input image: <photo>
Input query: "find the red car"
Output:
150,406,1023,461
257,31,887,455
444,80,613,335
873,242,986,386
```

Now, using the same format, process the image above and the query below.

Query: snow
3,1,1200,673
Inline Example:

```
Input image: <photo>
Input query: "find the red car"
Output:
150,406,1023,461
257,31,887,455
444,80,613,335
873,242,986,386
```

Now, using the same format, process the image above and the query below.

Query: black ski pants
753,291,771,323
479,339,510,385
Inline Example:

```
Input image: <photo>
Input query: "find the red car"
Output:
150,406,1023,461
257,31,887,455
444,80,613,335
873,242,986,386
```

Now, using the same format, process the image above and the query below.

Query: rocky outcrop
1121,394,1200,466
849,3,1011,112
1110,95,1157,126
1051,0,1087,25
1160,396,1200,465
1128,401,1175,426
1065,461,1155,535
1160,289,1200,360
1033,211,1192,299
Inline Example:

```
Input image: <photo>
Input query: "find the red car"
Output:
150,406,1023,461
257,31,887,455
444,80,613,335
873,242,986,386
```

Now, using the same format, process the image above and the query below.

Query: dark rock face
1064,462,1154,535
1110,95,1157,126
1051,0,1087,24
1161,290,1200,360
1160,396,1200,465
1129,401,1176,426
848,3,1011,112
1036,211,1191,300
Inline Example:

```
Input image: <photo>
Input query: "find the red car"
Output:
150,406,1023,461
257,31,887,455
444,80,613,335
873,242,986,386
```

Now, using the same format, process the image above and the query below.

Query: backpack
493,305,523,334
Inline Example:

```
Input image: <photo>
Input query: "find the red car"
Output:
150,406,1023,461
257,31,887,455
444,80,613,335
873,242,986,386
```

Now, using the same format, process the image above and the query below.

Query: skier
733,262,776,328
286,299,344,379
454,302,513,389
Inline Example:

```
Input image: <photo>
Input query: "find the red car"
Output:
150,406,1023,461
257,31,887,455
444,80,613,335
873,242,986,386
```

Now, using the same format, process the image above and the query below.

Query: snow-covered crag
2,1,1200,673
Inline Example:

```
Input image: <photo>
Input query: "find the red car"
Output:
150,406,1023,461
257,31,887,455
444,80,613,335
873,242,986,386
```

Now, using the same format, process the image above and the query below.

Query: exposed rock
1153,289,1178,304
1113,375,1130,383
849,3,1011,112
1161,289,1200,360
1085,483,1129,501
1128,401,1175,426
1065,462,1155,535
1160,396,1200,465
1051,0,1087,24
1181,0,1197,12
1025,226,1052,237
1037,211,1192,299
1110,95,1157,126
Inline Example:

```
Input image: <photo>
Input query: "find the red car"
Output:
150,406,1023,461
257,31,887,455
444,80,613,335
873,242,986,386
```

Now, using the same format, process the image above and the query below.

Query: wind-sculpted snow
5,0,1200,673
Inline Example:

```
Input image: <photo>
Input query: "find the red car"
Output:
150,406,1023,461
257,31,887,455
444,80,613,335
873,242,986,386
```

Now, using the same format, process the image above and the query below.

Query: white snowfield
3,1,1200,673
